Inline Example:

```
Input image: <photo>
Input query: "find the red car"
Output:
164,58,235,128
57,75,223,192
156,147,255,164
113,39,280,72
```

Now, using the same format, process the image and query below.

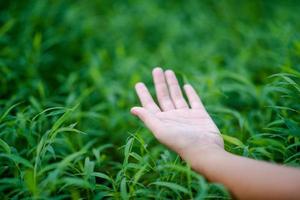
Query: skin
131,67,300,200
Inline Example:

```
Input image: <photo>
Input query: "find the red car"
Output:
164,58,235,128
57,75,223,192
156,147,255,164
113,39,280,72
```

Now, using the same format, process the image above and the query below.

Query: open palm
131,68,224,162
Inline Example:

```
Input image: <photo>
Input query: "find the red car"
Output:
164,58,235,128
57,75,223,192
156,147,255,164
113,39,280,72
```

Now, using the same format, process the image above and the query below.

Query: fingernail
153,67,163,73
135,82,144,88
130,107,137,114
165,69,174,75
131,107,142,115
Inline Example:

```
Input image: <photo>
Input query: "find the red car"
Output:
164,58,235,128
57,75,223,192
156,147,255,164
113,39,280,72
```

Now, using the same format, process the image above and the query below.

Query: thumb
131,107,160,131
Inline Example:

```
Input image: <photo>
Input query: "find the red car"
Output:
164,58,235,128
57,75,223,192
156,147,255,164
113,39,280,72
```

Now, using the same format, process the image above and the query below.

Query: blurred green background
0,0,300,199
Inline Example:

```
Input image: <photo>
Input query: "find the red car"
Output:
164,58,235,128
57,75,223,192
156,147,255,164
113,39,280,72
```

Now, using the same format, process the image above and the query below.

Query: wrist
181,146,229,173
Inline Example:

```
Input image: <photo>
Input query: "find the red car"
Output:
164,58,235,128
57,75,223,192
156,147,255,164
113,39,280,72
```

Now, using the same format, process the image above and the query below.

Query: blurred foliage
0,0,300,199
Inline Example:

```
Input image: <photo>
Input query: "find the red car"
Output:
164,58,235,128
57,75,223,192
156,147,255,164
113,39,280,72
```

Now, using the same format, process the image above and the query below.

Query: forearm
191,150,300,200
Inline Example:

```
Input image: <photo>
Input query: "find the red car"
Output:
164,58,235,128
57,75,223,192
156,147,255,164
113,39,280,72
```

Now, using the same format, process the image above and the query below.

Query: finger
131,107,161,132
135,82,160,113
165,70,189,109
152,67,175,111
183,84,205,109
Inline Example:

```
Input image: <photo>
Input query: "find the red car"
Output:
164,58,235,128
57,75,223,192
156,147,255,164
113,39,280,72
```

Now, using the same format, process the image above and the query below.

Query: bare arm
131,67,300,200
195,149,300,200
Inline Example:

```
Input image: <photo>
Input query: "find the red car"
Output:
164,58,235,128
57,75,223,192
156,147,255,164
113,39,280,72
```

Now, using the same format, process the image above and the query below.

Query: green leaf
60,177,92,190
0,153,33,168
0,19,15,35
0,138,11,154
150,181,189,194
0,102,22,123
222,134,245,148
24,169,38,196
91,172,112,182
284,119,300,137
120,177,128,200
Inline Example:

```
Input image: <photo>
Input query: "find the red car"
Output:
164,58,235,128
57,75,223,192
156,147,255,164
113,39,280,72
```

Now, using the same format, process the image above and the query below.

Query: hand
131,68,224,165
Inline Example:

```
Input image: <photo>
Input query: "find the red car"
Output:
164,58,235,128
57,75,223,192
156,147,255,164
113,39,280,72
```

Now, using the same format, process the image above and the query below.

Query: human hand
131,68,224,165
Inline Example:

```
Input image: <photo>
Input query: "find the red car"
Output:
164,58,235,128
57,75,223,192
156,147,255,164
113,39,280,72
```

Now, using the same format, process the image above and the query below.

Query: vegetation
0,0,300,199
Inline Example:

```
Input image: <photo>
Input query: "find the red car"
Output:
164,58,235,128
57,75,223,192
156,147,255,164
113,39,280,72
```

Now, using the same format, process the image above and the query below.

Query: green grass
1,0,300,199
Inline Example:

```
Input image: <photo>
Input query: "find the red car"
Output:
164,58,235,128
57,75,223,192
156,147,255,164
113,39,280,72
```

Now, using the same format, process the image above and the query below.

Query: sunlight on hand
131,68,224,162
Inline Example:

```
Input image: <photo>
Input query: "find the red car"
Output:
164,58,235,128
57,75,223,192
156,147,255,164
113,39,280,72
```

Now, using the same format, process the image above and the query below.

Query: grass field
1,0,300,199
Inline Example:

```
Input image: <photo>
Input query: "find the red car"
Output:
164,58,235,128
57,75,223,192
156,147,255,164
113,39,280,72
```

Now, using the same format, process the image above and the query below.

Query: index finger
135,82,161,113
